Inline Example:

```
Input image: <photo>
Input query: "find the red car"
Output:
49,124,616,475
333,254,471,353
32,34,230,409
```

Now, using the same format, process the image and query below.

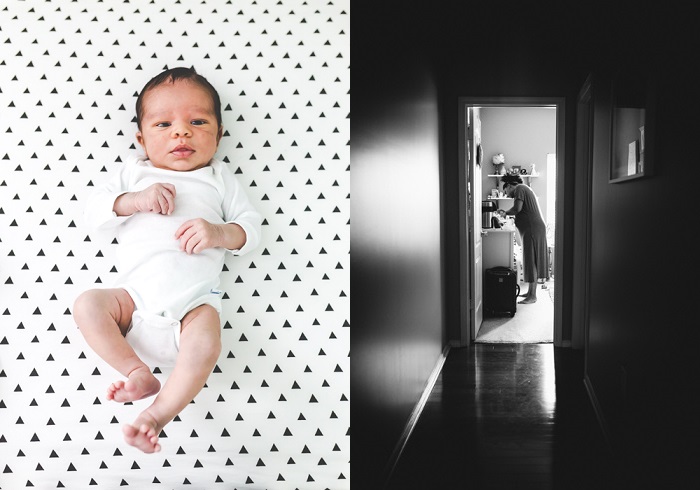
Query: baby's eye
191,120,207,126
156,122,171,128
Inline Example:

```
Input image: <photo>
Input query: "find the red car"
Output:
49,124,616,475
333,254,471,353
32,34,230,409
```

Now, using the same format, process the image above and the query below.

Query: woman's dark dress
512,184,549,282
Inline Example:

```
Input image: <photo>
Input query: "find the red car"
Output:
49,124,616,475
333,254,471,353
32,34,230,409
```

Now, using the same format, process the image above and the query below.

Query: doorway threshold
476,280,554,343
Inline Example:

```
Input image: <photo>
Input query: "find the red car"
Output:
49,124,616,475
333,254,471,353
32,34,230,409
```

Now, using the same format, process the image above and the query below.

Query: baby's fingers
159,187,175,215
186,235,203,255
155,193,168,215
161,183,176,197
178,227,200,254
174,219,194,240
175,220,200,253
158,191,175,214
161,185,176,215
174,219,219,254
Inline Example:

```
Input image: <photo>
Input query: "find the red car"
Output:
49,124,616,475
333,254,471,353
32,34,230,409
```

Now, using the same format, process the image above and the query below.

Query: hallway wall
585,61,698,486
350,5,446,487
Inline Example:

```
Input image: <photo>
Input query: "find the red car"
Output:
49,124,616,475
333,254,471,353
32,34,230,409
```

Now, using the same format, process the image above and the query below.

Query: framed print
609,69,655,183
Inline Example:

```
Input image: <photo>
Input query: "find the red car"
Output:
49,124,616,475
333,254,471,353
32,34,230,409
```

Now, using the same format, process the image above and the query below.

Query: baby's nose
172,124,191,137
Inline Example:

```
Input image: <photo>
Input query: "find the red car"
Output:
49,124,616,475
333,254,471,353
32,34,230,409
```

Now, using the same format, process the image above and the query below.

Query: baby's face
137,80,222,171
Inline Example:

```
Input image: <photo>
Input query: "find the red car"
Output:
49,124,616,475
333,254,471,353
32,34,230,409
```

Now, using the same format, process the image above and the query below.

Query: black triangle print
2,1,349,487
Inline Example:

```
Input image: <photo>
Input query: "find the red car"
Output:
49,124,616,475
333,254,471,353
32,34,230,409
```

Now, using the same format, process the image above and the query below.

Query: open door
458,96,565,347
469,108,484,339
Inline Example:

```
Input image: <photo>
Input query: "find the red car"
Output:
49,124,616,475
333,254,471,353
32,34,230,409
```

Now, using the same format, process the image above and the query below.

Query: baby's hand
175,218,224,254
133,183,176,215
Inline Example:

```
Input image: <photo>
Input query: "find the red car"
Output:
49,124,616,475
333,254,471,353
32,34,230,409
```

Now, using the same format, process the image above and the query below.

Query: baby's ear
217,126,224,144
136,131,145,148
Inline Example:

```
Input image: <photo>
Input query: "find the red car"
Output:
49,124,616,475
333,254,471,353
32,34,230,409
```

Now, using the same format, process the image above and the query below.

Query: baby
73,67,261,453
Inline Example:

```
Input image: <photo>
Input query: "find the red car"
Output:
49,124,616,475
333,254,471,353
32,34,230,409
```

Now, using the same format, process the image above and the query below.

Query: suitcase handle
515,284,520,298
489,266,512,273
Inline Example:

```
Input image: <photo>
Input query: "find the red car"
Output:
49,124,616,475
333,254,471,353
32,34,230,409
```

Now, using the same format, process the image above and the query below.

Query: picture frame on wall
609,69,655,183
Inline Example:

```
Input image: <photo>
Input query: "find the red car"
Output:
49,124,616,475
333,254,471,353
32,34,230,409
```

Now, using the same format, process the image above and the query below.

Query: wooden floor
385,344,622,490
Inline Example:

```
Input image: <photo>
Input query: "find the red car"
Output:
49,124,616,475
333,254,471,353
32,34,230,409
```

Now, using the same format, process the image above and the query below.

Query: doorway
457,97,566,347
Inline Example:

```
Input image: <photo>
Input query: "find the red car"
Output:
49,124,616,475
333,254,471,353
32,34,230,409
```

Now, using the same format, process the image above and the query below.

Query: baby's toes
106,381,122,400
140,425,160,451
140,424,156,440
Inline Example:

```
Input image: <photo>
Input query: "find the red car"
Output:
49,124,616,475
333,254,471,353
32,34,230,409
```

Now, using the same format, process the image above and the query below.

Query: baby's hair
135,67,222,130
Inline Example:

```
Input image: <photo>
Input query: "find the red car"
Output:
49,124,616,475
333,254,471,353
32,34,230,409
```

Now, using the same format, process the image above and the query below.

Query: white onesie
85,155,261,366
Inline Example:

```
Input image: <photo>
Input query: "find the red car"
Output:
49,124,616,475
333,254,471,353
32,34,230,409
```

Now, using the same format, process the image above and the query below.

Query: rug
476,281,554,343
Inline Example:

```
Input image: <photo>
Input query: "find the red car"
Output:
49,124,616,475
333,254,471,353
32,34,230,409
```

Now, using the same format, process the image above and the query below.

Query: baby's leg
123,304,221,453
73,288,160,402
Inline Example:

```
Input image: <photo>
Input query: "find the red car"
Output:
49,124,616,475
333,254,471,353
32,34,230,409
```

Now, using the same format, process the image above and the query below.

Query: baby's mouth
171,145,194,158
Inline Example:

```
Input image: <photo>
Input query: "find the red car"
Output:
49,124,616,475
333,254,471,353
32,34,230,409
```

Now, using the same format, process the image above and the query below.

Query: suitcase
484,266,520,317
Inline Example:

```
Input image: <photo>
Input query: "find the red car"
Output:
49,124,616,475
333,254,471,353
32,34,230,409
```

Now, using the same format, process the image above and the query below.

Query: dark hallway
351,2,698,489
385,344,619,490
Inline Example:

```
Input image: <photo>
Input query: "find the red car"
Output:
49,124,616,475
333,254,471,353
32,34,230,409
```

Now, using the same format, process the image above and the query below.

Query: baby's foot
107,366,161,403
123,411,162,453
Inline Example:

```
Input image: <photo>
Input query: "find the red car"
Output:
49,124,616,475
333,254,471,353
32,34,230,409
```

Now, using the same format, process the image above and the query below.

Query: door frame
572,76,594,350
457,96,566,347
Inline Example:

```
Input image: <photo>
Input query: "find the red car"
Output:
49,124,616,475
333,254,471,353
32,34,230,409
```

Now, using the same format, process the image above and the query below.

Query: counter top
482,227,515,233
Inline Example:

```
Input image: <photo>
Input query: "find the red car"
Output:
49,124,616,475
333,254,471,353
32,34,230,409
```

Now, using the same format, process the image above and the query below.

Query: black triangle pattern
0,1,349,488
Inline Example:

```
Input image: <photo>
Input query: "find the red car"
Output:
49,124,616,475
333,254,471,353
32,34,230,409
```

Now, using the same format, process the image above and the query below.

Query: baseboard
583,373,614,455
381,343,451,488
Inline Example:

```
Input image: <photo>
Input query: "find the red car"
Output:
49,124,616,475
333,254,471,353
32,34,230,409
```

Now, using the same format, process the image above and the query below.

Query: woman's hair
135,66,222,130
501,174,524,186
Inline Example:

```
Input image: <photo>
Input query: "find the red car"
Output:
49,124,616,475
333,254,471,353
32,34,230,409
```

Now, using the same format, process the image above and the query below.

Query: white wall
480,107,556,222
0,1,349,488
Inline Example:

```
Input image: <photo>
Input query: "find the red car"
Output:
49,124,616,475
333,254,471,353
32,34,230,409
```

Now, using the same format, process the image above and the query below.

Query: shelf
486,197,512,200
487,174,538,178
